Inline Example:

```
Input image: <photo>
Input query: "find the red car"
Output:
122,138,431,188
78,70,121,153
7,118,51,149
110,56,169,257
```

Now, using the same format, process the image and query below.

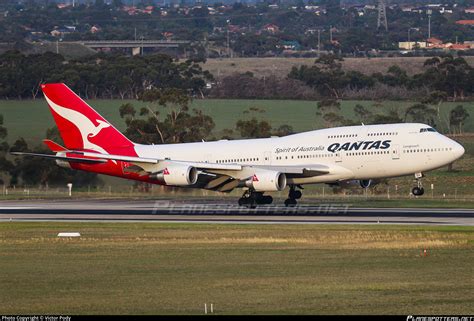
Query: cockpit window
420,127,437,133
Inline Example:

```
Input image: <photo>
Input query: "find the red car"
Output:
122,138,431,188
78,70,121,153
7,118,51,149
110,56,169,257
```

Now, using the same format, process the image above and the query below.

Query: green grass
3,99,474,145
2,98,474,198
0,222,472,315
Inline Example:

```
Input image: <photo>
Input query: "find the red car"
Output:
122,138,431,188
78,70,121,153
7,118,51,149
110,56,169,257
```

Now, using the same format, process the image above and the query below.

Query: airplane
11,83,465,208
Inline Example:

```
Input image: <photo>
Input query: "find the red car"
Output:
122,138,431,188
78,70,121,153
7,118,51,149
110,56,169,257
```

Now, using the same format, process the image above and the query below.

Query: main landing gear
284,185,303,207
238,190,273,208
412,173,425,196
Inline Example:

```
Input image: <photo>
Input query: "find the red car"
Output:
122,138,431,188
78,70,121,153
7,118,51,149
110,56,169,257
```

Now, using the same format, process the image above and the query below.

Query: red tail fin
41,84,137,156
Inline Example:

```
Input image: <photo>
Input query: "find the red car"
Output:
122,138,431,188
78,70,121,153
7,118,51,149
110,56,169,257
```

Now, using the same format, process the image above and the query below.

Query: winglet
43,139,68,152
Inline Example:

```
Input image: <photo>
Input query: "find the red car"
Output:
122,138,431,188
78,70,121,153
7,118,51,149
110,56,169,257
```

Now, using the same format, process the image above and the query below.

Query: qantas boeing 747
12,84,465,207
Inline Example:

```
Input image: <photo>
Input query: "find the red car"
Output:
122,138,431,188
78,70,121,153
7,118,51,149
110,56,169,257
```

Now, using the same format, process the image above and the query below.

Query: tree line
1,51,472,188
0,51,212,99
212,54,474,102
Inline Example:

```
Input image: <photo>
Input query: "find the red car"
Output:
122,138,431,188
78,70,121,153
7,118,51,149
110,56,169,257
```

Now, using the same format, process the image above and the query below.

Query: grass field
0,222,472,315
1,98,474,198
3,99,474,146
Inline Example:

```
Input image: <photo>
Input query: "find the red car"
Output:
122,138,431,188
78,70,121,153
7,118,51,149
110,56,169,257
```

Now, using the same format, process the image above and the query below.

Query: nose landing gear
412,173,425,196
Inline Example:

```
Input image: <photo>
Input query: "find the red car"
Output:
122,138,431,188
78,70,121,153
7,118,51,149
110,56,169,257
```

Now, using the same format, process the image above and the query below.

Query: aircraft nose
451,140,465,160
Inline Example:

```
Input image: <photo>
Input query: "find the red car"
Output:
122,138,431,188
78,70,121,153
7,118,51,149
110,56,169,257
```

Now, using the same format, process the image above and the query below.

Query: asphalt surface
0,199,473,226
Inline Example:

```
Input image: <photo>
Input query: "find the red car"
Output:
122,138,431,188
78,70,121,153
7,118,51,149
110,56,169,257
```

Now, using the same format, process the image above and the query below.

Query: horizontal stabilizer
43,139,68,152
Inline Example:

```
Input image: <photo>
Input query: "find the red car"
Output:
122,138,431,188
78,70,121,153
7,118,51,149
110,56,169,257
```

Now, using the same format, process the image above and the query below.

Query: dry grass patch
204,57,474,78
1,224,471,250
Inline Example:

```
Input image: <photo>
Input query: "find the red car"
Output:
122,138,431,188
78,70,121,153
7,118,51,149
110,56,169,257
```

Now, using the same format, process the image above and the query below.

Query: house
208,7,216,15
305,29,318,35
122,5,153,15
64,25,76,32
57,3,71,9
50,26,75,38
427,37,444,48
262,23,279,34
228,25,242,33
304,5,319,11
90,25,101,34
456,20,474,25
143,6,153,14
465,7,474,14
427,37,443,45
439,7,453,14
399,41,427,50
448,43,470,51
282,41,301,51
162,32,173,39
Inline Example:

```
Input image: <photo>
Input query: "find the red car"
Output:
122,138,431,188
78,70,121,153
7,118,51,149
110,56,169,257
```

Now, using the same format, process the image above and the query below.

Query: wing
11,149,351,192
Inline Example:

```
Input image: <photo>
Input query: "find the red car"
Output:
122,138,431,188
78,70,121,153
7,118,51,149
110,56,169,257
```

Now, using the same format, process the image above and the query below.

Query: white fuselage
134,123,465,185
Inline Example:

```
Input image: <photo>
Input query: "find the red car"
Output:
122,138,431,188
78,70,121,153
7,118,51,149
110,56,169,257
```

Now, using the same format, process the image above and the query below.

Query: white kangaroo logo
44,95,111,155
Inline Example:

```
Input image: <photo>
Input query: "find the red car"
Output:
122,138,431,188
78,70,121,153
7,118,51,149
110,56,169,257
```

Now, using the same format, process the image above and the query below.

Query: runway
0,199,473,225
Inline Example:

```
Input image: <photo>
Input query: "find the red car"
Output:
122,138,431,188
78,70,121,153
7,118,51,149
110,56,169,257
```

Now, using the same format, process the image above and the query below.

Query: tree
288,54,348,99
273,124,294,137
235,118,272,138
121,89,215,144
370,109,403,124
0,114,11,184
10,128,100,187
404,103,437,127
417,56,471,101
353,104,372,123
316,99,350,127
449,105,470,135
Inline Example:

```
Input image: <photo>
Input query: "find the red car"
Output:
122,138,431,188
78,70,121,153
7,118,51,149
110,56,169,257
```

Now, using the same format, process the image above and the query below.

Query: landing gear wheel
284,198,297,207
412,187,425,196
238,190,272,207
259,195,273,205
289,190,302,200
412,173,425,197
285,185,303,206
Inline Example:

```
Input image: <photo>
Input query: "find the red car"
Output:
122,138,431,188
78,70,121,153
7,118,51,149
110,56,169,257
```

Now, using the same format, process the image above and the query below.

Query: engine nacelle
245,171,287,192
330,179,379,189
152,164,198,186
359,179,373,189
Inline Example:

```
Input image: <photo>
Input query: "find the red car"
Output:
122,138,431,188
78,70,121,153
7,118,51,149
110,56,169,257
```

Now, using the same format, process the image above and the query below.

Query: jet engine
152,164,198,186
330,179,379,189
245,170,287,192
359,179,374,189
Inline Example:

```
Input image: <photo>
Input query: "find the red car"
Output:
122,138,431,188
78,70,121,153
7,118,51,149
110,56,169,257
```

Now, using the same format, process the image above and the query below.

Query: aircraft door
263,151,272,165
391,145,400,160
